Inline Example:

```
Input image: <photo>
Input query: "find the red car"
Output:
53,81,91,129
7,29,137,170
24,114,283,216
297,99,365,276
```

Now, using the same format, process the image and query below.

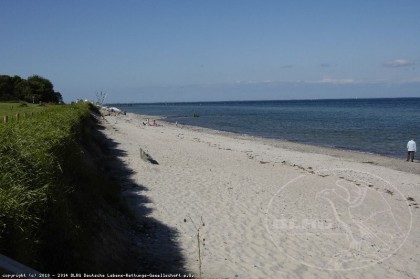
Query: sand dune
102,113,420,279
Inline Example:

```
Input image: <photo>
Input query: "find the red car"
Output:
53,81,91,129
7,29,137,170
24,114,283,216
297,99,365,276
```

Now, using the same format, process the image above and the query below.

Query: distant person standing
407,139,416,162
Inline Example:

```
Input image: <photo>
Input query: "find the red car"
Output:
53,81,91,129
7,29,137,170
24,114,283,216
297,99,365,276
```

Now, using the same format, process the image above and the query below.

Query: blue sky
1,0,419,103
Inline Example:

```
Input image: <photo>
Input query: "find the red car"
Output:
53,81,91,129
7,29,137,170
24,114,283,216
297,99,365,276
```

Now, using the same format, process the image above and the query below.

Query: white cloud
402,77,420,83
383,59,415,68
233,76,420,87
309,77,357,84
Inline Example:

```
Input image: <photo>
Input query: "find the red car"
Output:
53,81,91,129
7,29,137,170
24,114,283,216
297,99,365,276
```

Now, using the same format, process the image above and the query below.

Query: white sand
102,113,420,278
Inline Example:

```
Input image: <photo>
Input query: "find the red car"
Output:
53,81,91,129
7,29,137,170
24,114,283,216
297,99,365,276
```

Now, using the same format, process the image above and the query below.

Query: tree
0,75,14,100
55,91,63,103
11,75,23,99
27,75,52,102
14,79,32,102
96,91,107,106
27,75,61,103
0,74,63,103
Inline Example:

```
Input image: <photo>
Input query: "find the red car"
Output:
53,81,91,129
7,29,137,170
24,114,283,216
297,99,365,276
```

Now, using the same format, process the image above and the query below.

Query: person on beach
407,139,416,162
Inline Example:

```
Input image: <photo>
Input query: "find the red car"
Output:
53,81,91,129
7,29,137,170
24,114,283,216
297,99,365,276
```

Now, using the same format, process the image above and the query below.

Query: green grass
0,103,134,272
0,102,47,122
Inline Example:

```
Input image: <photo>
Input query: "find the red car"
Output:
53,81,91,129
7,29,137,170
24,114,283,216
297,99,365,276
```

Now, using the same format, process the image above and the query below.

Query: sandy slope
101,113,420,279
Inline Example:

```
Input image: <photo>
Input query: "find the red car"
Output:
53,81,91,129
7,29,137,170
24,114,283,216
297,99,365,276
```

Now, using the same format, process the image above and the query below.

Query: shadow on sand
94,121,189,275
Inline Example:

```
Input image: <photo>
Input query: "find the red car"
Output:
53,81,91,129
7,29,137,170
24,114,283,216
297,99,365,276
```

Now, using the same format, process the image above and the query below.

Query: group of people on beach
142,119,158,127
407,138,416,162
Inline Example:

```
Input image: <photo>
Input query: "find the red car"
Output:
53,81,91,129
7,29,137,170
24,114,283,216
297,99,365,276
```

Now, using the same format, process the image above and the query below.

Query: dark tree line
0,75,63,103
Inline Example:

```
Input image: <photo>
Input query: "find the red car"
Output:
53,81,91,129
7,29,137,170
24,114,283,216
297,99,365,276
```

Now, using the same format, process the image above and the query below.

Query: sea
114,98,420,158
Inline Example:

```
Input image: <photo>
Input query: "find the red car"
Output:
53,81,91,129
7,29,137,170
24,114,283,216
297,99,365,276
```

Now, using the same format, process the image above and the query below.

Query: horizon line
105,96,420,106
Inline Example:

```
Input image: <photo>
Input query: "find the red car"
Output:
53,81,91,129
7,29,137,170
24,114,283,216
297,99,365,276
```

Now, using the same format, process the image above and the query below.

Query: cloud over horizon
383,59,415,68
310,77,357,85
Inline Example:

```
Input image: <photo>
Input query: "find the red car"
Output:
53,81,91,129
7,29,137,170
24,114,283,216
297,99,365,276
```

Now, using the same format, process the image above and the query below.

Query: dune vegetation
0,102,47,122
0,103,136,272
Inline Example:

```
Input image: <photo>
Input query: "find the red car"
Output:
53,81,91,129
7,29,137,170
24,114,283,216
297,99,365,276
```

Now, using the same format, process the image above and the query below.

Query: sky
1,0,419,103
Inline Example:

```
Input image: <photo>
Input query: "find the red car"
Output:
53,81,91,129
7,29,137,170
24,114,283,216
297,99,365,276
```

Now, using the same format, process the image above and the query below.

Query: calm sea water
115,98,420,158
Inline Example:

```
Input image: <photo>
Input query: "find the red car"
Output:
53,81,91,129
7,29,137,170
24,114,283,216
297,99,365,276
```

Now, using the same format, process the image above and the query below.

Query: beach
102,113,420,278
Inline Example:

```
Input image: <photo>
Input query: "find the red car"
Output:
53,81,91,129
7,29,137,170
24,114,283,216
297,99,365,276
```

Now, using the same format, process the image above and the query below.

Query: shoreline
129,112,419,175
112,97,418,160
101,112,420,278
162,118,406,160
